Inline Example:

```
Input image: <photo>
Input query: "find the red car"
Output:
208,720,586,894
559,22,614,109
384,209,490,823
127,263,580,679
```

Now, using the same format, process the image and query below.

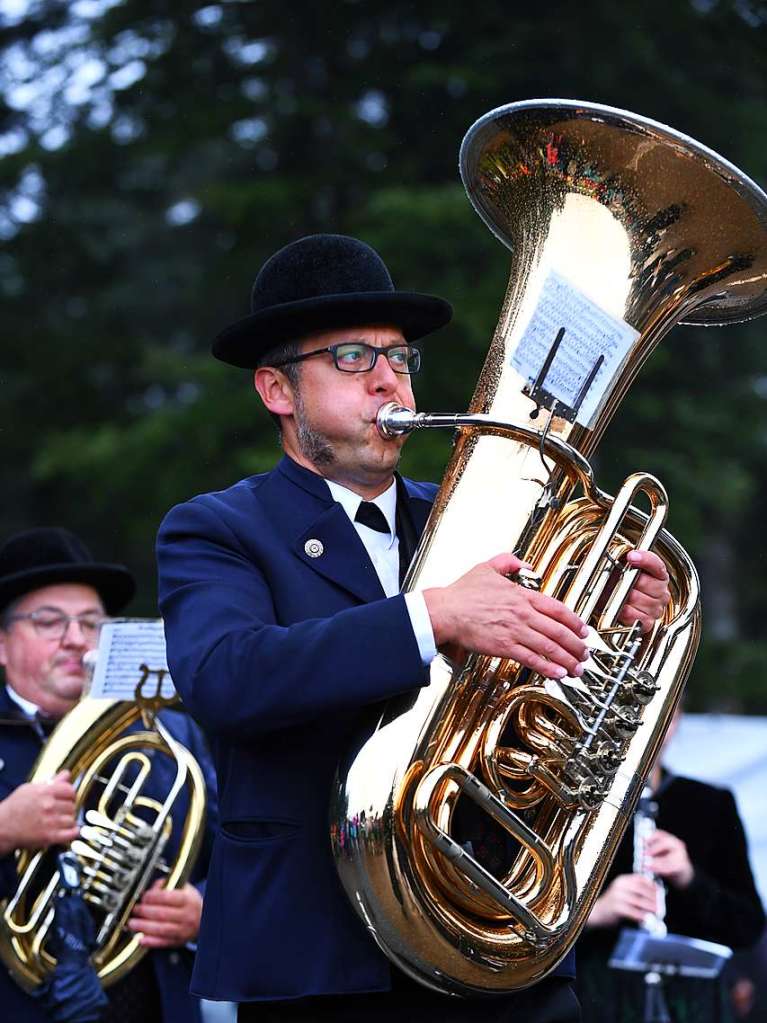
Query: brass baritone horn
0,665,207,991
331,100,767,995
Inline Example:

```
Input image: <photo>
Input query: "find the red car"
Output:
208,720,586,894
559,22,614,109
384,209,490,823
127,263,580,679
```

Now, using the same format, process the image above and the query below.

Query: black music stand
609,928,732,1023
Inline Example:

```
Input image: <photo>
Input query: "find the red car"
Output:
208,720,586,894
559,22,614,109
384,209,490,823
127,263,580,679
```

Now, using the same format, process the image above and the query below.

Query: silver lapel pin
304,538,324,558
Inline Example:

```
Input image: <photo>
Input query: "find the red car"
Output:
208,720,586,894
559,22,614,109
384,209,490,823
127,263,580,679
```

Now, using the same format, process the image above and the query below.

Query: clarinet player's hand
586,874,660,929
645,829,694,889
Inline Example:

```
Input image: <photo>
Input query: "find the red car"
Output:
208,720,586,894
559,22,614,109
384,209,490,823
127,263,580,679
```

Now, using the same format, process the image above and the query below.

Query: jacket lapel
293,503,385,604
266,457,386,604
401,477,434,539
0,684,34,728
263,457,434,604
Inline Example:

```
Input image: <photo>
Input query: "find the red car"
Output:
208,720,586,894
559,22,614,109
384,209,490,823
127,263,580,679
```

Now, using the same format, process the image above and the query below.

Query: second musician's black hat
211,233,453,368
0,528,135,615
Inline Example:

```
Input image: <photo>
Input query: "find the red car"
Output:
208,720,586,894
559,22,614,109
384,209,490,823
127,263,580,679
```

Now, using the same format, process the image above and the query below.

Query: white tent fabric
663,713,767,906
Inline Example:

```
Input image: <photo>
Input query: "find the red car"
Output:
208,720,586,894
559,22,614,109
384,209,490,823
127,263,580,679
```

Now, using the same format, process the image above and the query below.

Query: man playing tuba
157,233,670,1023
0,527,217,1023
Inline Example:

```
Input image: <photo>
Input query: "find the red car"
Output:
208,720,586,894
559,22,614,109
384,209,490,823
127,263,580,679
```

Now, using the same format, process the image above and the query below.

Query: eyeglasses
5,610,107,642
272,341,421,375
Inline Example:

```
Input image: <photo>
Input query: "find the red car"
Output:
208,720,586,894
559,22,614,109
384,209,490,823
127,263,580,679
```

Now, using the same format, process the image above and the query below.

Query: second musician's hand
0,770,78,855
128,879,203,948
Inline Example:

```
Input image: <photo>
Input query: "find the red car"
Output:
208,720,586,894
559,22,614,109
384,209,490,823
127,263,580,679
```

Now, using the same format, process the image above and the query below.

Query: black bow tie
355,501,390,535
355,483,418,587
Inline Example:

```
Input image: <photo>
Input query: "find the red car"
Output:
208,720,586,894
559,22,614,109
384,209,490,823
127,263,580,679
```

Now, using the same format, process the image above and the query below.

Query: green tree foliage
1,0,766,708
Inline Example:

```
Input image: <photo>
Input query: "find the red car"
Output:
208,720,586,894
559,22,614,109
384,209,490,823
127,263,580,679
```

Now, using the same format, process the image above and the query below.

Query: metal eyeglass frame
5,610,108,641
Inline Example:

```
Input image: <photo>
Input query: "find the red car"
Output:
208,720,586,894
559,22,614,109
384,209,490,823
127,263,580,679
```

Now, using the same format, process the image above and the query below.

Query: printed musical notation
511,269,639,426
89,618,176,700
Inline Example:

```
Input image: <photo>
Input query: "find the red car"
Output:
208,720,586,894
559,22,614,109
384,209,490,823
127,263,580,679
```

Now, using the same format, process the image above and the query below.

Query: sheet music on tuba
87,618,176,701
511,270,638,426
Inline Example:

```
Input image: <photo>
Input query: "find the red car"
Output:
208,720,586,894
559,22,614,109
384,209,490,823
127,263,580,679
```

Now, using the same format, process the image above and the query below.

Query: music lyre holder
135,663,178,727
609,928,732,1023
523,325,605,424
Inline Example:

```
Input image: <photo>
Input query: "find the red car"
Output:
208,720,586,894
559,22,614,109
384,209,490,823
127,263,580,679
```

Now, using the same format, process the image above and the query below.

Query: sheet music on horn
88,618,176,700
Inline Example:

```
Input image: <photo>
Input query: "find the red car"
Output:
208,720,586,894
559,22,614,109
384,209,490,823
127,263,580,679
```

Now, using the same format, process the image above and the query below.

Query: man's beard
291,388,403,476
294,390,335,468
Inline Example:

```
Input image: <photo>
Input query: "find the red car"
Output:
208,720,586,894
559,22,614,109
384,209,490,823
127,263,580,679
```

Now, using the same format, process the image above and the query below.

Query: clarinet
634,785,667,937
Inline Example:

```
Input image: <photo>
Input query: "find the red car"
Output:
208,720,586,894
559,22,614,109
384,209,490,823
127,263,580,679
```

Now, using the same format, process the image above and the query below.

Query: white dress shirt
5,684,38,718
325,478,437,666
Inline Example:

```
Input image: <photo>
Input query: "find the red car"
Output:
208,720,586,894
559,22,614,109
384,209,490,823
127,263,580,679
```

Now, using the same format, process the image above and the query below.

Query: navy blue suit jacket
0,687,218,1023
157,455,574,1003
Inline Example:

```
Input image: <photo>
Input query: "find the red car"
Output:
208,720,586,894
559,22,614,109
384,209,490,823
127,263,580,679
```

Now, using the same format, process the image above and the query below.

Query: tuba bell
331,99,767,996
0,652,207,992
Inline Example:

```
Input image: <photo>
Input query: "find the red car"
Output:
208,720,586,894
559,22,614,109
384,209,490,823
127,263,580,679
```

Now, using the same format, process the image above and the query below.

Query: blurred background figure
575,710,765,1022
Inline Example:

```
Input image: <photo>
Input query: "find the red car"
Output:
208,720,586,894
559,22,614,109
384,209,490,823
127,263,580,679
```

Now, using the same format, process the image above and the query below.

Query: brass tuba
0,660,207,991
331,100,767,996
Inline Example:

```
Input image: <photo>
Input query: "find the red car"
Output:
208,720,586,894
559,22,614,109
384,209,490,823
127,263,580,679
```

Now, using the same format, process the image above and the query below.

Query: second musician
0,527,218,1023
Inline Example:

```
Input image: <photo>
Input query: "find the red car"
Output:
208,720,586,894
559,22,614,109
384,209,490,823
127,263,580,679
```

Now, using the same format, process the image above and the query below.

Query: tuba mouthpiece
376,402,418,438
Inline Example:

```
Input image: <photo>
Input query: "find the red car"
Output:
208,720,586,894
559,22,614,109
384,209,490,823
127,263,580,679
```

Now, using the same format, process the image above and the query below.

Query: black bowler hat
0,528,136,615
212,233,453,368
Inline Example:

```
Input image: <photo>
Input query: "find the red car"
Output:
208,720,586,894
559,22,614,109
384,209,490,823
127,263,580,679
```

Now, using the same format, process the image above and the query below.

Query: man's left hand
619,550,671,633
127,880,203,948
645,829,694,889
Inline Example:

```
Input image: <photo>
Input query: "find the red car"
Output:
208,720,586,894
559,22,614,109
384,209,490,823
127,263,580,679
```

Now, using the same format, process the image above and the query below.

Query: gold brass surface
331,100,767,996
0,688,207,991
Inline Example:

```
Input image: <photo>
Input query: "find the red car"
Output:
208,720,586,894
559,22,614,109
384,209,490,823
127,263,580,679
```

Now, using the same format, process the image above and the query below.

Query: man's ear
0,632,8,670
254,367,295,418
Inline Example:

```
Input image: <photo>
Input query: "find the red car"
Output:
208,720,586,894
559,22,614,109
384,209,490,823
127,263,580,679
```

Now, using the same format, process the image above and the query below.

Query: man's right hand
0,770,78,855
587,874,660,929
423,553,590,679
